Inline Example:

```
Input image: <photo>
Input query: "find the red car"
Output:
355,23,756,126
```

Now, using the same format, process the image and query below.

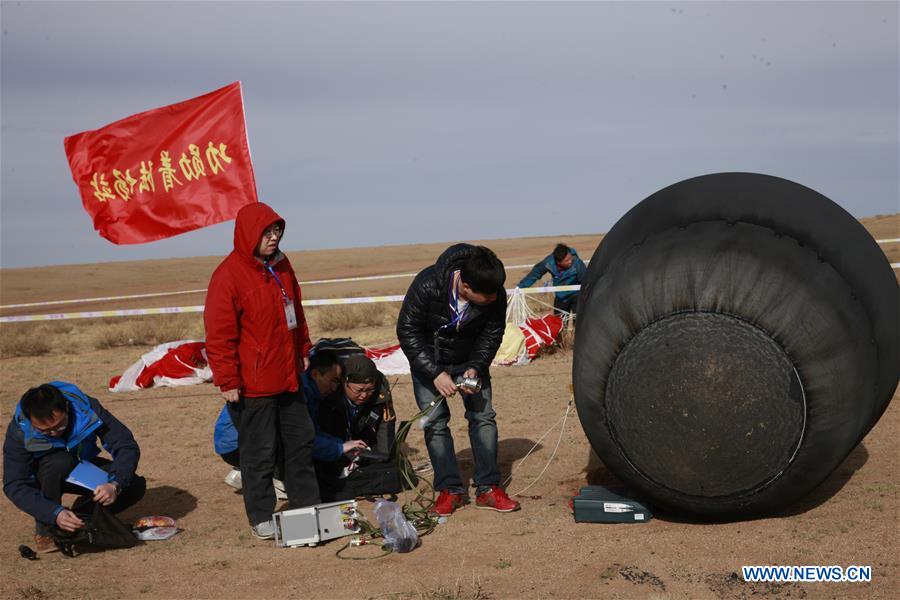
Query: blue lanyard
446,271,468,332
344,397,358,433
265,263,289,300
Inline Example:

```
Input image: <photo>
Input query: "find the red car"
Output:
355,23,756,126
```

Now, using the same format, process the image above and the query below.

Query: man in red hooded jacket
204,202,321,539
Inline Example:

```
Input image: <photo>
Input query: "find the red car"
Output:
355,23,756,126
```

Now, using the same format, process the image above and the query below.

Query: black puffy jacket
397,244,507,380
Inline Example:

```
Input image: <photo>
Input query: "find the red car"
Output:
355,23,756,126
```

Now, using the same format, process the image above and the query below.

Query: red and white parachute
109,340,212,392
107,291,567,390
492,288,566,366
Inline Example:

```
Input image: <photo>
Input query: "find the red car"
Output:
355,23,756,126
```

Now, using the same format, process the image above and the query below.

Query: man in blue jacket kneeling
3,382,146,553
517,243,587,315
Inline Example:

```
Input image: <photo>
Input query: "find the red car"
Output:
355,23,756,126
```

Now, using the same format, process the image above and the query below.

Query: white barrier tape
1,306,205,323
0,289,210,310
8,263,900,321
0,285,581,323
301,263,540,285
3,235,896,310
0,262,541,310
519,284,582,294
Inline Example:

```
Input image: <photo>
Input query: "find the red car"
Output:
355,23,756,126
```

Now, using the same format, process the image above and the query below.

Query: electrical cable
336,397,445,560
338,386,574,558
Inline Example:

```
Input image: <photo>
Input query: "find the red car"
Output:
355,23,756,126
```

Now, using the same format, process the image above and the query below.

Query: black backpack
50,496,137,556
310,338,366,362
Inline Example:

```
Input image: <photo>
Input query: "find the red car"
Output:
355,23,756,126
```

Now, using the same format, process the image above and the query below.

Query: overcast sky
1,1,897,269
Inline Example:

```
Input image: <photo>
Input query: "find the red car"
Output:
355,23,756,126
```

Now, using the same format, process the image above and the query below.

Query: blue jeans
411,370,500,494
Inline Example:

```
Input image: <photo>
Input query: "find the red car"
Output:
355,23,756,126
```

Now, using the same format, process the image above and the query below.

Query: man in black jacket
3,382,146,553
397,244,520,516
309,354,402,501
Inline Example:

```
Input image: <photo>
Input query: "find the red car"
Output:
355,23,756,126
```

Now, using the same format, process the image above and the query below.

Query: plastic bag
372,499,418,553
132,516,178,541
133,516,176,529
134,526,179,541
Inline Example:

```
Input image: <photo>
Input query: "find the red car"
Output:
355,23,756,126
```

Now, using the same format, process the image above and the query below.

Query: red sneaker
475,485,521,512
432,490,466,516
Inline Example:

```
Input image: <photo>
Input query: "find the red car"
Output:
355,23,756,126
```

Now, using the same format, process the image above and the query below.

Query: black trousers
227,390,320,525
220,442,285,481
554,293,580,315
221,450,241,468
35,450,146,536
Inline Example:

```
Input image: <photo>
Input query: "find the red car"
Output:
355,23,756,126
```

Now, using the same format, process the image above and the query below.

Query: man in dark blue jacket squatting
3,381,146,554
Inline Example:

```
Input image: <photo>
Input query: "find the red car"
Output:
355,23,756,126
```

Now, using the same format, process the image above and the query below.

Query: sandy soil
0,218,897,599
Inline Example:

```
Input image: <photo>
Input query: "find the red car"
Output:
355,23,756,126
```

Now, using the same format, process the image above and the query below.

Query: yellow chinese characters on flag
64,82,258,244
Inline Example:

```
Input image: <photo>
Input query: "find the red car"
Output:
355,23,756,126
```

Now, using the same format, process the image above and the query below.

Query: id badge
283,297,298,330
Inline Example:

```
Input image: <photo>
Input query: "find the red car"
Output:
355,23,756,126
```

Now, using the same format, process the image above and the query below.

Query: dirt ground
0,217,898,599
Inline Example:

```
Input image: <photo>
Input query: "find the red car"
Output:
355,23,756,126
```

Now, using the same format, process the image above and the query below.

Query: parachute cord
502,393,575,496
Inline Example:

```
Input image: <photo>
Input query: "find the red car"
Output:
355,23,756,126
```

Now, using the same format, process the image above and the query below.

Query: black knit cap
343,354,378,384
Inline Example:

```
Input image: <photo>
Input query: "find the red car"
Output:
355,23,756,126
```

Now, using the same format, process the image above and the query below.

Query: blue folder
65,461,109,491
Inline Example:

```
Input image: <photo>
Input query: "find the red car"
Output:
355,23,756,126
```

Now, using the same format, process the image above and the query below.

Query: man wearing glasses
3,382,146,553
307,354,402,501
204,202,320,539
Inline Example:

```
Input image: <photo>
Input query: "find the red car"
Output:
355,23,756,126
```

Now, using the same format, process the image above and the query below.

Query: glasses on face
346,382,376,397
263,225,283,239
33,411,68,436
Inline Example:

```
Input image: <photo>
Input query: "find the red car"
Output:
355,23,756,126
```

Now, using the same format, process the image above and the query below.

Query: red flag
64,82,258,244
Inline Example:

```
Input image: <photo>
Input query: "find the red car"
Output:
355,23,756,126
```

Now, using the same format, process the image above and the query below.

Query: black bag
50,497,137,556
319,458,416,502
310,338,366,362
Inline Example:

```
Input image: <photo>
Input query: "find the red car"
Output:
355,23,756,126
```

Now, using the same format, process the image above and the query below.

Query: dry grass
0,304,399,361
558,325,575,351
0,314,203,358
92,314,204,349
0,314,205,359
1,296,564,359
0,325,52,358
307,303,397,333
0,321,80,357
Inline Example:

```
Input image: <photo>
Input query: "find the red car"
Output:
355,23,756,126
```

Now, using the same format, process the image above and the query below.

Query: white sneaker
224,469,242,491
273,478,288,501
251,520,275,540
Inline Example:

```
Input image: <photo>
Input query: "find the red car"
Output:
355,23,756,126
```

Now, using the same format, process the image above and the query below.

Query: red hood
233,202,285,261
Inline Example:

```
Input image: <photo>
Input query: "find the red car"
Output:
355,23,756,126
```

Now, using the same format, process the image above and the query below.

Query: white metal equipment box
273,500,360,547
